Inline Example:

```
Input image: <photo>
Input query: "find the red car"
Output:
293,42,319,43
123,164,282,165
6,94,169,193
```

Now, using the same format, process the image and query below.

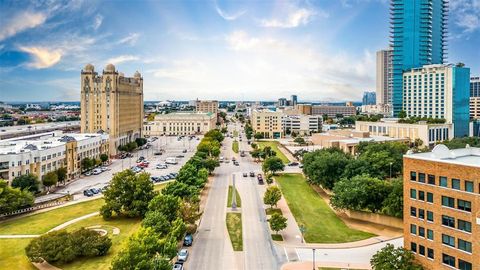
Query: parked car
92,169,102,175
177,249,189,262
156,164,168,169
84,171,92,176
173,263,183,270
233,161,239,166
164,175,171,180
90,188,100,194
166,157,178,165
83,190,93,197
288,162,299,166
249,171,255,177
182,149,187,153
154,152,163,156
176,155,185,158
183,234,193,246
299,164,304,168
151,176,160,182
257,174,264,184
243,172,248,177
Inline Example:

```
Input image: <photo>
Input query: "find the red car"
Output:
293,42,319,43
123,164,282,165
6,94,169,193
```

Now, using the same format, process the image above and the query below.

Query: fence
0,195,69,219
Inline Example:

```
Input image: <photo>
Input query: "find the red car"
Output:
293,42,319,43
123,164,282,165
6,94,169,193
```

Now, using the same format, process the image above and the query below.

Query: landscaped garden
227,185,241,207
256,141,290,163
275,173,374,243
226,212,243,251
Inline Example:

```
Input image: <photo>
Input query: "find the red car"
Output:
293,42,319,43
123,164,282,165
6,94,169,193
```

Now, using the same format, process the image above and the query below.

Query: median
226,212,243,251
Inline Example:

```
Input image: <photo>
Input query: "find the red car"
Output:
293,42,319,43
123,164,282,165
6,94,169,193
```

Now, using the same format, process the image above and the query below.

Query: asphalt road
186,122,285,270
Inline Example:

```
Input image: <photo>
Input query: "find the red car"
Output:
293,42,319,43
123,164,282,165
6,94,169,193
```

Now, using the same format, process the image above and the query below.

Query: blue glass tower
390,0,448,116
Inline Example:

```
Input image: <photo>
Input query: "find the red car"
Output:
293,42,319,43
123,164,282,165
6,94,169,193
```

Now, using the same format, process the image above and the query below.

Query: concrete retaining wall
345,210,403,229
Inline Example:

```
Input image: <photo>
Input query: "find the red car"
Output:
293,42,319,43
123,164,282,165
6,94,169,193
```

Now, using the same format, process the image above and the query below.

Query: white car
92,169,102,175
177,249,188,262
156,164,168,169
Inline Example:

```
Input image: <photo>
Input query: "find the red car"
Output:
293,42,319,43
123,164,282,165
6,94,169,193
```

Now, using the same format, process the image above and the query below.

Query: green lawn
265,208,282,216
275,173,374,243
232,140,239,153
226,212,243,251
257,141,290,163
227,185,242,207
0,238,36,270
271,234,283,241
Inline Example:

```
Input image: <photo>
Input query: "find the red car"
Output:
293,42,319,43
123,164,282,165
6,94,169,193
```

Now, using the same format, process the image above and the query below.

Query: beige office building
144,112,216,136
376,48,393,106
195,100,219,114
294,103,356,118
80,64,143,156
470,97,480,119
252,109,283,139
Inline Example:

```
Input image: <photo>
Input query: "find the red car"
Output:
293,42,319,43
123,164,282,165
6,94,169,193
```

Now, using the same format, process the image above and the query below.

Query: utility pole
231,174,237,210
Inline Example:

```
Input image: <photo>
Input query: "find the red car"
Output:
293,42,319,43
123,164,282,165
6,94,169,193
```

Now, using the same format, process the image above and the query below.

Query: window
442,253,455,267
452,179,461,190
410,207,417,217
442,196,455,208
418,227,425,237
457,220,472,233
440,176,448,187
419,245,425,256
427,174,435,185
418,209,425,219
427,248,434,259
410,224,417,234
465,181,473,192
427,211,434,222
427,229,434,240
418,191,425,201
418,173,425,183
427,192,433,203
410,171,417,181
442,234,455,247
459,260,472,270
458,239,472,253
411,242,417,253
442,215,455,228
410,189,417,199
457,199,471,212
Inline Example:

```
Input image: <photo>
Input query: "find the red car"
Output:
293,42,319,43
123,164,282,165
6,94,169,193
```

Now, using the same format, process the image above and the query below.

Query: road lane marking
284,247,290,261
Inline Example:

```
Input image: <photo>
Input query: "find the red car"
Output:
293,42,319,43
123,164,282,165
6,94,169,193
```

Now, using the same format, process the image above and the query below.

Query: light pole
389,162,393,180
231,174,237,210
299,224,306,243
312,248,316,270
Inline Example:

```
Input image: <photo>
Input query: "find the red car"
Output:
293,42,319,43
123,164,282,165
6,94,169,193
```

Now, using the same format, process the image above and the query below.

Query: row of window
441,196,472,212
441,215,472,233
410,207,434,222
410,171,476,193
410,224,434,240
410,189,434,202
410,242,473,270
441,234,472,253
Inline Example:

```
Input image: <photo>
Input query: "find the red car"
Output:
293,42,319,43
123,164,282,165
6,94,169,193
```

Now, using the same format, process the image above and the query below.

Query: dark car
182,149,187,153
90,188,100,194
243,172,248,177
83,190,93,197
151,176,160,182
154,152,163,156
288,162,299,166
249,172,255,177
257,174,264,184
183,234,193,246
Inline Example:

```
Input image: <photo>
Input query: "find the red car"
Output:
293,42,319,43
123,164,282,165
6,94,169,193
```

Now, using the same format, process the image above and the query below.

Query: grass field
226,212,243,251
232,140,239,153
265,208,282,216
257,141,290,163
275,173,374,243
227,185,242,208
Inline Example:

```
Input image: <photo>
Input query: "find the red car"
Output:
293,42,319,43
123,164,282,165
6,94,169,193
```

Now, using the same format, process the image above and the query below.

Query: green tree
268,213,287,235
381,178,404,218
11,174,40,193
100,170,155,219
71,228,112,257
398,110,407,119
263,186,282,208
161,181,199,200
204,129,224,142
302,148,351,189
42,171,58,191
81,157,94,172
293,137,306,145
100,153,109,163
0,180,34,214
262,157,285,176
135,138,147,147
371,244,423,270
56,167,67,185
142,211,171,236
179,200,202,225
148,194,180,222
254,132,264,139
197,138,221,157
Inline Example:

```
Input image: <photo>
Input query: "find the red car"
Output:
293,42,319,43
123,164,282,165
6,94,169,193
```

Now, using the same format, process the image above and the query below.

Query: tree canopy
371,244,423,270
263,186,282,208
302,148,351,189
0,180,34,214
11,174,39,193
262,157,285,176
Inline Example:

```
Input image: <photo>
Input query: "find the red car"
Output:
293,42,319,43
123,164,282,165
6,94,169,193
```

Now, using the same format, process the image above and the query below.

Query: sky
0,0,479,102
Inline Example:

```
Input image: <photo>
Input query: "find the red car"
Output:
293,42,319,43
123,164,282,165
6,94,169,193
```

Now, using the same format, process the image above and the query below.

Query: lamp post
312,248,316,270
299,224,306,243
389,162,393,180
231,174,237,210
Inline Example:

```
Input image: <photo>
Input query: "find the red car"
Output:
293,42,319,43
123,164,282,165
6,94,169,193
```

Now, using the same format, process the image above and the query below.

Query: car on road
176,155,185,158
183,234,193,246
84,171,92,176
83,189,94,197
177,249,189,262
156,164,168,169
257,174,264,184
154,152,163,156
166,157,178,165
249,171,255,177
172,263,183,270
100,166,109,172
182,149,187,153
242,172,248,177
90,188,100,194
299,164,304,168
233,161,239,166
240,151,246,157
92,169,102,175
288,162,299,166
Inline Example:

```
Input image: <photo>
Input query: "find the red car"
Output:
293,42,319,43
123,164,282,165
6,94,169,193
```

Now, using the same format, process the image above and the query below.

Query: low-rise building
282,115,322,136
143,112,216,136
355,119,453,147
403,145,480,270
295,103,356,118
360,104,392,115
195,100,219,114
251,109,283,139
0,131,109,184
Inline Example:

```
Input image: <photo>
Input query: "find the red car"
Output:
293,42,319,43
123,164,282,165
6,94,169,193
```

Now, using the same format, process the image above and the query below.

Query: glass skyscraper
390,0,448,115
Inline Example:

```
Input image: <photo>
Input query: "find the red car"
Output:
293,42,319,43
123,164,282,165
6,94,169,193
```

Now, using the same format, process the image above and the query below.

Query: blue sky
0,0,479,102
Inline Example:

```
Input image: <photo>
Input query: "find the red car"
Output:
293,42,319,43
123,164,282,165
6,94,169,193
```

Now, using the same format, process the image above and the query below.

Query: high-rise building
403,145,480,270
251,109,283,139
195,100,219,114
376,48,393,106
390,0,448,115
80,63,144,156
362,91,376,105
470,77,480,119
402,64,470,137
291,95,298,106
470,77,480,97
278,98,288,107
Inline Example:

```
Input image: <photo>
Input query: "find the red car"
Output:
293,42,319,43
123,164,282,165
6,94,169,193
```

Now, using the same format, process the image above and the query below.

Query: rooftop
405,144,480,168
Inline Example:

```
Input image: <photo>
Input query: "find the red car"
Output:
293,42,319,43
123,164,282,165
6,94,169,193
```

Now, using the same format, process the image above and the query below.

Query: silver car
177,249,189,262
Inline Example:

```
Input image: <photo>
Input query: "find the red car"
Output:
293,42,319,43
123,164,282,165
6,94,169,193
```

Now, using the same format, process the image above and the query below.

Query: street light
299,224,306,243
312,248,316,270
389,162,393,180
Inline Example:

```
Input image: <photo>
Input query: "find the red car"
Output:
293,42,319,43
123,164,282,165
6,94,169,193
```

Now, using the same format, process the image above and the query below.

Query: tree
161,181,199,200
254,132,264,139
302,148,351,190
56,167,67,185
197,138,221,157
262,157,285,176
148,194,180,222
204,129,224,142
263,186,282,208
398,110,407,119
382,178,404,218
135,138,147,147
142,211,171,236
371,244,423,270
42,171,58,191
81,157,94,172
179,200,202,225
268,213,287,235
293,137,305,145
11,174,40,193
70,228,112,257
100,153,109,163
355,142,408,179
0,180,34,214
100,170,155,219
147,113,156,121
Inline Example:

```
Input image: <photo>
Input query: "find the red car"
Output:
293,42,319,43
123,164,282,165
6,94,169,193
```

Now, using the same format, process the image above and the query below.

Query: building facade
403,145,479,270
311,104,356,118
391,0,448,115
362,91,376,105
278,98,288,107
282,115,322,136
291,95,298,106
376,48,393,107
80,64,143,156
470,77,480,119
356,119,453,147
402,64,470,137
0,131,109,185
195,100,219,114
143,112,216,136
251,109,283,139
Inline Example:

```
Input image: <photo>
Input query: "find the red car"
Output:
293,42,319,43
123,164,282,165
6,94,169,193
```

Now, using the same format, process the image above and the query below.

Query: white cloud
451,0,480,34
0,11,47,41
19,46,62,69
214,2,246,21
106,55,140,65
118,33,140,45
260,8,324,28
93,14,103,30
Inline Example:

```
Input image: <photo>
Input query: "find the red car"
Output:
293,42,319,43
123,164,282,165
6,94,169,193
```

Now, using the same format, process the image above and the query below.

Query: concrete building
282,115,322,136
278,98,288,107
360,104,392,115
195,100,219,114
0,131,109,185
80,63,143,156
402,64,470,137
251,109,283,139
403,145,480,270
311,129,408,155
356,119,453,147
143,112,216,136
311,104,356,118
470,77,480,119
376,48,393,107
362,91,376,105
291,95,298,106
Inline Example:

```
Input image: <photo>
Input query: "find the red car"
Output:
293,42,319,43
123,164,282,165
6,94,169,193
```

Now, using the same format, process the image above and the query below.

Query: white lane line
295,248,301,261
284,247,290,262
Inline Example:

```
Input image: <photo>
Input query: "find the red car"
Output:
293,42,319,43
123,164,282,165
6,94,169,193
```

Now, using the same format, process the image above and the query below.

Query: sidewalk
282,261,370,270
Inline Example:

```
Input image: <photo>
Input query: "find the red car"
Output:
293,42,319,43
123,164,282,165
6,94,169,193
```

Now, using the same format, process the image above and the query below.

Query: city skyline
0,0,479,102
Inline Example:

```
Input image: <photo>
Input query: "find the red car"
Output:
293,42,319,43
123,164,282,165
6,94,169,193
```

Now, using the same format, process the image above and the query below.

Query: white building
376,48,393,107
282,115,322,136
143,112,216,136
